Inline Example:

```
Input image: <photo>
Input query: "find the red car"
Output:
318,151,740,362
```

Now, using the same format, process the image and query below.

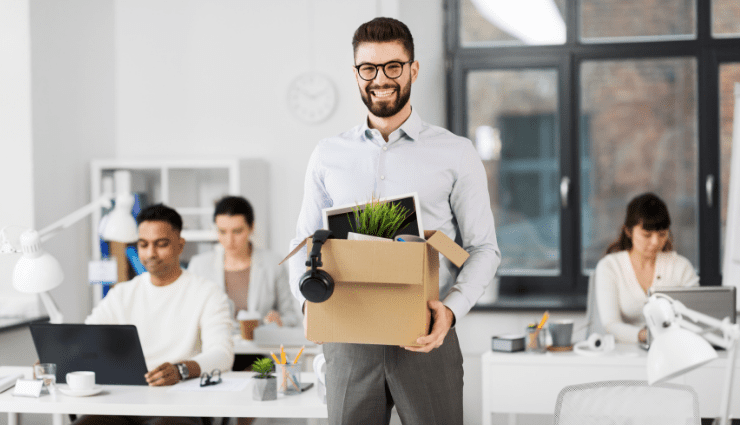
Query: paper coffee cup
236,310,260,340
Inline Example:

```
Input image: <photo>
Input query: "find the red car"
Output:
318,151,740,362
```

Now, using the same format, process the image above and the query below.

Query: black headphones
299,230,335,303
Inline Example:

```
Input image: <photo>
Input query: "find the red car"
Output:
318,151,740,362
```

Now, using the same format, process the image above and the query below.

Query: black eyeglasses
200,369,222,387
354,60,414,81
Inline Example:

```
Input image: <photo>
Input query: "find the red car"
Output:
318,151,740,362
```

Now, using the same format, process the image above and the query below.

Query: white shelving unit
89,158,269,302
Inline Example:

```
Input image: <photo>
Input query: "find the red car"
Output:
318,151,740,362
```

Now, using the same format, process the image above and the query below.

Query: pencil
293,346,305,364
271,352,281,365
536,311,550,329
280,344,286,365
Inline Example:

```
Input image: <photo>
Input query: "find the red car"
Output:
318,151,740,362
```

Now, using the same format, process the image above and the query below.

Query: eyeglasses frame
199,369,222,387
354,60,415,81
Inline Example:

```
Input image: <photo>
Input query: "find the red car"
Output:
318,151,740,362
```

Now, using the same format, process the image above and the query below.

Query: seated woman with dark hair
595,192,699,344
188,196,301,370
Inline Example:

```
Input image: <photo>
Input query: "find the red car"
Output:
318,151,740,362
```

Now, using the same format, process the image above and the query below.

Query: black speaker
299,230,334,303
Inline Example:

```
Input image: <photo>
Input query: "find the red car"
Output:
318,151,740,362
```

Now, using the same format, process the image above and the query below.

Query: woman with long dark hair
595,193,698,343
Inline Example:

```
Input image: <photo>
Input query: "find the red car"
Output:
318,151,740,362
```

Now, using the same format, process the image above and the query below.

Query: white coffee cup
66,371,95,391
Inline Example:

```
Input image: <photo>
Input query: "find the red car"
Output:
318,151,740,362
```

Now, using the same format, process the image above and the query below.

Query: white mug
66,371,95,391
313,354,327,404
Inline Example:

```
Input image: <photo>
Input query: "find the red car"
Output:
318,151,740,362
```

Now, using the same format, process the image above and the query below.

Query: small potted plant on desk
251,358,277,401
347,196,410,241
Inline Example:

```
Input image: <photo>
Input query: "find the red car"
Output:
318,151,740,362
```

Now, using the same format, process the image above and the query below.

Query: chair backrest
553,380,700,425
585,271,605,337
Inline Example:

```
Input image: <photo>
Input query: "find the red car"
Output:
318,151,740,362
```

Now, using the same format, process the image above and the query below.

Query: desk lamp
643,293,740,425
1,170,138,324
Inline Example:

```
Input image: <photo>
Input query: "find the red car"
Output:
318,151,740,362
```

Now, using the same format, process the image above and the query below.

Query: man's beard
361,80,411,118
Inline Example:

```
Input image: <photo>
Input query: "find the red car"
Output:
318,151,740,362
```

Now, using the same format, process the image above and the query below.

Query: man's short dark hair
352,17,414,62
136,204,183,233
213,196,254,227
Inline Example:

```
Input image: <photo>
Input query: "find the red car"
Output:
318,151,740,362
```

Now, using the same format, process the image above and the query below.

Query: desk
481,344,740,425
0,367,327,425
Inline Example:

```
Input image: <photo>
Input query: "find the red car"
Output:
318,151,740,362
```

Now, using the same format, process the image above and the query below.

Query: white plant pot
347,232,393,242
252,376,277,401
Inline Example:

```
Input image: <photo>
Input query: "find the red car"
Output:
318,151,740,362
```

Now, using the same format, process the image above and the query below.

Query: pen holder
277,362,302,395
526,327,547,353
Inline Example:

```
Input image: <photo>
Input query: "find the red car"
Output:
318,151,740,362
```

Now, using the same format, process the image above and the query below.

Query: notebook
30,323,149,385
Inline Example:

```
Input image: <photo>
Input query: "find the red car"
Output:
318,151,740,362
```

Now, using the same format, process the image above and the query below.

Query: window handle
706,174,715,208
560,176,570,209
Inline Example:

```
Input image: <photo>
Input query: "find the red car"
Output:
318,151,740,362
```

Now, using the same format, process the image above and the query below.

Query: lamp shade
100,193,138,243
12,230,64,293
647,324,717,384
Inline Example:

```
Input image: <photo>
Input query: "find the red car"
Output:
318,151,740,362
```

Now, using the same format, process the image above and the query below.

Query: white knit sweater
85,270,234,373
594,251,699,343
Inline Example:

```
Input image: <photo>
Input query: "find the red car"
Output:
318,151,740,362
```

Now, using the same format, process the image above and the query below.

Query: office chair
553,380,700,425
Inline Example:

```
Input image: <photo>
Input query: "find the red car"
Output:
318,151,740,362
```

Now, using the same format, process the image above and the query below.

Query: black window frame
445,0,740,310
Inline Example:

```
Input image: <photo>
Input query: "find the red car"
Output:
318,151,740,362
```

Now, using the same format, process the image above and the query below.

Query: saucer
57,385,103,397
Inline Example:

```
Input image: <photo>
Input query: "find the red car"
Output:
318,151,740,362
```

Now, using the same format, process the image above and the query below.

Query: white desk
0,367,327,425
481,344,740,425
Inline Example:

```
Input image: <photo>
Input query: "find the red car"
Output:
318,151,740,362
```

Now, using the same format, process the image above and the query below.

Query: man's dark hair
213,196,254,227
136,204,183,233
352,17,414,62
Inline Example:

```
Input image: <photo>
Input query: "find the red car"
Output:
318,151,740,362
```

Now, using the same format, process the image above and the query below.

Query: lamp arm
38,196,112,243
671,299,738,348
38,291,63,324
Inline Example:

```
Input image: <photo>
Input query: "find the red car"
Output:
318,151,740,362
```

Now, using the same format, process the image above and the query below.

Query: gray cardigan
187,244,302,327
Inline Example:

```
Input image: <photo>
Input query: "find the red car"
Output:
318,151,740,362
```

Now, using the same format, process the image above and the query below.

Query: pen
293,346,305,364
271,352,281,365
280,344,286,365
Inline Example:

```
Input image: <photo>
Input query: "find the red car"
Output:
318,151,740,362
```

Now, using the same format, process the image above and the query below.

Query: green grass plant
348,196,410,239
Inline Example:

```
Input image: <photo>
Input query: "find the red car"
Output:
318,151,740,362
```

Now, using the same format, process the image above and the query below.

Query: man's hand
145,362,182,386
403,300,455,353
264,310,283,327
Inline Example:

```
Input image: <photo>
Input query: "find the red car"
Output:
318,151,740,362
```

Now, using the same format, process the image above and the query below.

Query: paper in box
282,230,469,346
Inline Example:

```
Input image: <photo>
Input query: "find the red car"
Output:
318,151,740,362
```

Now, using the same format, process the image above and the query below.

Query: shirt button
380,176,385,180
383,146,387,151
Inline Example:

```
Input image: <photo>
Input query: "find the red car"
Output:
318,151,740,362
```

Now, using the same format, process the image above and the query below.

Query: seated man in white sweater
75,204,234,425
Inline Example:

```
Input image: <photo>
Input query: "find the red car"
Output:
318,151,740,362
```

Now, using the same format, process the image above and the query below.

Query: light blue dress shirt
289,109,501,321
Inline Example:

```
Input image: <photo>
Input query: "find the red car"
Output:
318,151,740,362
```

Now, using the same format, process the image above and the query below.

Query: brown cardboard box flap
278,237,309,266
424,231,469,268
318,240,425,285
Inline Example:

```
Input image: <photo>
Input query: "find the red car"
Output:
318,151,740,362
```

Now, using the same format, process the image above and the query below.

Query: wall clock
287,73,337,124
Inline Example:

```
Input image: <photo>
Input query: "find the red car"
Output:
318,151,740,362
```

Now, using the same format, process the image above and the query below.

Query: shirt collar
360,107,422,143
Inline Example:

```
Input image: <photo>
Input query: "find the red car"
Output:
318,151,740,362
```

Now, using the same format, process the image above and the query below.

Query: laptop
647,286,737,348
30,323,149,385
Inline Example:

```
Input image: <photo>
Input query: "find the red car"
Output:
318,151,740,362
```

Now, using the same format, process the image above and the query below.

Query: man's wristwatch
175,362,189,381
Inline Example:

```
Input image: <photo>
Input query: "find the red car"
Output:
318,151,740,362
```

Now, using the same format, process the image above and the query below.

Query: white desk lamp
1,170,138,324
643,293,740,425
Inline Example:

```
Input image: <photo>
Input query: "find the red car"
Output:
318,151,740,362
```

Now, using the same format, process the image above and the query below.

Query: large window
448,0,740,308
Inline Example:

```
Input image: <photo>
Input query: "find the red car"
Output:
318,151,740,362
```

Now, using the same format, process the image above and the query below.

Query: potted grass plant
347,196,410,241
251,357,277,401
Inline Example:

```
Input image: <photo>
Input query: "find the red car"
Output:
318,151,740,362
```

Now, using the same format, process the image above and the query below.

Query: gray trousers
323,328,464,425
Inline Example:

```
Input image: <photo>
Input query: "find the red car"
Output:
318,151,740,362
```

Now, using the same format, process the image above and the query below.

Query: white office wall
113,0,447,256
29,0,117,323
0,0,36,311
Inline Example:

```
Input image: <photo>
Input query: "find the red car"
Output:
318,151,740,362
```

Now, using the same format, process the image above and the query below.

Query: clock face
287,73,337,124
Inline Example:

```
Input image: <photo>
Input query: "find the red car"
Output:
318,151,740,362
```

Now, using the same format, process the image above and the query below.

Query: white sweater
85,270,234,373
595,251,699,343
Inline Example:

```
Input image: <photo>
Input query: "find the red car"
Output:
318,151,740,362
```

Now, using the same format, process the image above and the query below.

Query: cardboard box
282,230,469,346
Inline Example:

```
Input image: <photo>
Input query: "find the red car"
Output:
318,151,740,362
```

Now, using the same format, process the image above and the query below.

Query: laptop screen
30,323,149,385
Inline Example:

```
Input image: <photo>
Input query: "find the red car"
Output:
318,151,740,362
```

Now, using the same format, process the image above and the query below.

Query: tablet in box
322,193,424,240
281,230,469,346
